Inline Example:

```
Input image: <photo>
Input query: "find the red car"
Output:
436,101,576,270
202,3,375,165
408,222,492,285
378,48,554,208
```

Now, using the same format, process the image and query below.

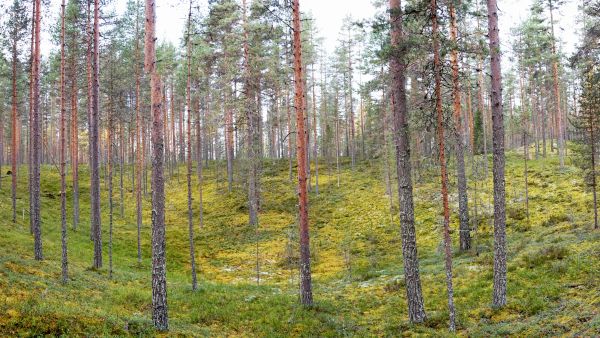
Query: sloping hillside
0,150,598,336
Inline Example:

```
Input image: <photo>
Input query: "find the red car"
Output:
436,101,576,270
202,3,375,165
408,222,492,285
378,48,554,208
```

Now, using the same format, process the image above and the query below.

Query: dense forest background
0,0,598,335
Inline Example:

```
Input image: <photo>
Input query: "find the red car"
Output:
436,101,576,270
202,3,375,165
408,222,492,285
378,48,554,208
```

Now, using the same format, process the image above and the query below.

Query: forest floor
0,147,598,336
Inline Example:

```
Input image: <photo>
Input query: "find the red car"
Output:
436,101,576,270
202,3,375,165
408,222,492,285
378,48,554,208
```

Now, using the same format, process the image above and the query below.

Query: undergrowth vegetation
0,148,598,336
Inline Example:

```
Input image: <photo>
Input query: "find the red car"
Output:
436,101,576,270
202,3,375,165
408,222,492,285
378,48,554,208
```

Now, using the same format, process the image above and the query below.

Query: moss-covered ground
0,147,598,336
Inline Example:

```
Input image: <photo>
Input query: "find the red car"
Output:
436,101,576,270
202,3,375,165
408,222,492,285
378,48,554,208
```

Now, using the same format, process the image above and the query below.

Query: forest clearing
0,0,599,336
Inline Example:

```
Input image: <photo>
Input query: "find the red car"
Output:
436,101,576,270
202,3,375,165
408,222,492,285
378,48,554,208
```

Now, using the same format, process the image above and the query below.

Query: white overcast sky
40,0,581,69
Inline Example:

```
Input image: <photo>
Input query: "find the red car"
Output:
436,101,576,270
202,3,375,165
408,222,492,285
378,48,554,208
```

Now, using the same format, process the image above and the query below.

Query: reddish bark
448,0,470,251
292,0,313,307
432,0,456,330
145,0,168,330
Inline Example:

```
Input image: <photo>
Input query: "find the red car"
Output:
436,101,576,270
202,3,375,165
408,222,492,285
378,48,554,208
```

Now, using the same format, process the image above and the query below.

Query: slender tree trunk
448,0,470,251
432,0,456,330
91,0,102,269
311,57,319,195
292,0,313,307
186,1,198,291
119,122,124,217
225,96,234,192
29,0,36,235
11,28,18,224
487,0,507,308
197,93,205,228
145,0,168,330
108,79,114,280
70,23,80,231
243,0,259,227
60,0,69,283
287,88,293,181
548,0,565,168
335,88,341,187
134,2,143,264
588,76,598,229
171,83,176,176
32,0,43,260
389,0,426,323
591,114,599,230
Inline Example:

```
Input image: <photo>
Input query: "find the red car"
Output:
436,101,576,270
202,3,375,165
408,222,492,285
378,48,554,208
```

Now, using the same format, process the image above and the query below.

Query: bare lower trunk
91,0,102,269
390,0,426,323
60,0,69,283
134,7,143,264
292,0,313,307
487,0,507,308
449,0,470,251
432,0,456,330
11,36,18,224
186,2,198,290
32,0,43,261
243,0,259,227
145,0,168,330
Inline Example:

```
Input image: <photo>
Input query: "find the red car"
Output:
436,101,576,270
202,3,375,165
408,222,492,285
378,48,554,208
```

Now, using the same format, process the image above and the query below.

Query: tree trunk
145,0,168,330
32,0,43,261
60,0,69,283
432,0,456,330
29,0,36,235
487,0,507,308
243,0,259,227
91,0,102,269
448,0,470,251
70,18,80,231
197,93,205,229
389,0,426,323
108,75,114,280
134,4,143,265
11,25,18,224
292,0,313,307
186,1,198,291
311,55,319,195
548,0,564,168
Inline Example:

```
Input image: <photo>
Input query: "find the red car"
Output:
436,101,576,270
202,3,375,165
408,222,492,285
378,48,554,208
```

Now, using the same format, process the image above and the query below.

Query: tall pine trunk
243,0,259,227
432,0,456,330
487,0,507,308
389,0,426,323
292,0,313,307
91,0,102,269
60,0,69,283
186,0,198,291
11,22,18,224
145,0,168,330
134,2,143,264
32,0,43,261
448,0,470,251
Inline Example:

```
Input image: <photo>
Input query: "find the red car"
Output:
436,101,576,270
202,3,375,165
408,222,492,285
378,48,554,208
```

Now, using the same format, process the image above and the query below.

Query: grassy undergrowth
0,147,598,336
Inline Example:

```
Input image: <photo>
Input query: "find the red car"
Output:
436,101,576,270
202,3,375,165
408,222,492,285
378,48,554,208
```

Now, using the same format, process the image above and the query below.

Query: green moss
0,149,598,336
